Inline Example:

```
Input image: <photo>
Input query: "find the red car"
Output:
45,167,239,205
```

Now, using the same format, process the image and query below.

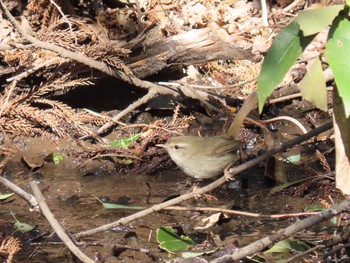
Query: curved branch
30,182,94,263
97,89,158,134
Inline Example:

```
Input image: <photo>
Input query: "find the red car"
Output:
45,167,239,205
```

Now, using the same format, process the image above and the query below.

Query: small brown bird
162,91,257,179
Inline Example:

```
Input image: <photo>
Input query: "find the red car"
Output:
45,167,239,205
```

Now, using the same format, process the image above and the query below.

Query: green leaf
122,159,134,165
270,177,310,194
156,226,196,253
257,21,315,112
52,153,64,164
247,254,267,262
295,5,343,36
14,221,34,233
284,154,301,165
95,196,145,210
326,15,350,117
102,202,145,210
306,205,337,225
306,204,326,212
265,239,310,254
109,134,141,149
182,247,219,258
333,87,350,194
299,58,327,111
330,216,338,225
0,193,14,200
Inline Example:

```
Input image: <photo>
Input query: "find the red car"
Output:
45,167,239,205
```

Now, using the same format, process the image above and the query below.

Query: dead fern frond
3,48,37,67
0,0,135,139
0,118,34,136
34,98,74,113
38,23,86,50
167,105,195,133
0,70,95,138
81,43,131,74
9,104,41,121
0,236,22,263
0,100,88,138
76,112,109,126
9,106,65,137
6,91,31,108
72,144,134,160
315,150,331,173
32,109,66,137
36,14,128,55
33,99,91,136
27,0,60,30
31,75,94,98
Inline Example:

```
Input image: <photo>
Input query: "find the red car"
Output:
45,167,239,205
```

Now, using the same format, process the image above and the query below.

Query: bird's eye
174,145,179,149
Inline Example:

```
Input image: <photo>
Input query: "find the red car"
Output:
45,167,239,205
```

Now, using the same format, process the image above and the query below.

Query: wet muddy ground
0,129,338,262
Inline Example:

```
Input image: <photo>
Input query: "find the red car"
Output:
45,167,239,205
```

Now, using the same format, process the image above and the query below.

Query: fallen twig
30,181,94,263
165,206,318,218
48,0,77,44
6,57,65,82
0,80,17,118
285,244,324,263
0,176,38,209
269,87,333,104
158,78,257,90
97,89,158,134
259,116,308,134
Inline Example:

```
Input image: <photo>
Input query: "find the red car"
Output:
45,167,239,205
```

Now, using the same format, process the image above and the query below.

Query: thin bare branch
30,181,95,263
97,89,158,134
0,176,38,209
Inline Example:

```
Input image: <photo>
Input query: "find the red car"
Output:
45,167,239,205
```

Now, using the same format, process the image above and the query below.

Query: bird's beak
156,144,167,148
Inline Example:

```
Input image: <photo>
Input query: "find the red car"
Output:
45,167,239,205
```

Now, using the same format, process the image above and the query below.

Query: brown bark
124,24,252,78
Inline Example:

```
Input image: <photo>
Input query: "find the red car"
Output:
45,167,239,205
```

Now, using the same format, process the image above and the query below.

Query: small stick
165,206,318,218
48,0,77,44
158,78,257,90
6,57,64,82
259,116,307,134
269,87,333,104
0,176,38,209
30,181,94,263
260,0,269,26
0,80,17,118
97,89,158,134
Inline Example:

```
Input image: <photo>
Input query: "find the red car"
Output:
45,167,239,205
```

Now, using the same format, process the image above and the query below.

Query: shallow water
0,136,336,262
